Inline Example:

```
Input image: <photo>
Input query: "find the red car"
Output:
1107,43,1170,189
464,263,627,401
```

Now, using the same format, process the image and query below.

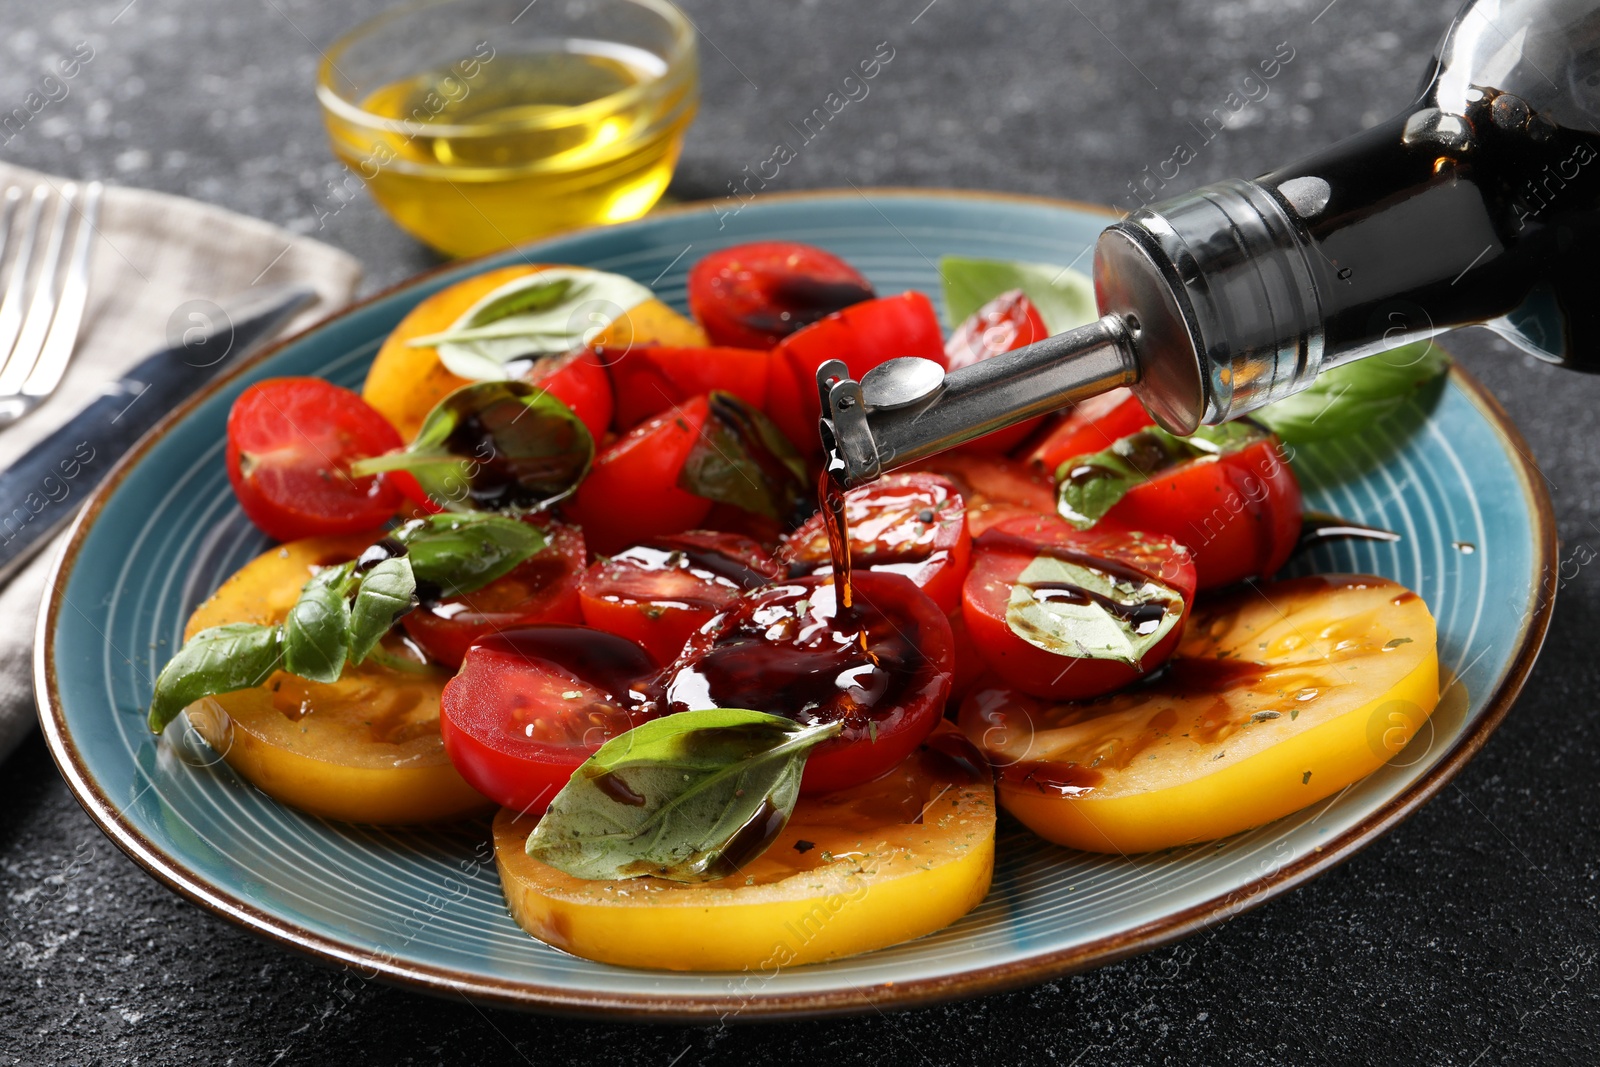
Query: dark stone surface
2,0,1598,1063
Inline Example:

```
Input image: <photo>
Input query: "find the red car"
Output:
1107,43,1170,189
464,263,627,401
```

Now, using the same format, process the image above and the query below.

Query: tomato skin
1026,388,1155,478
944,291,1051,454
906,453,1057,537
653,572,954,793
563,395,714,555
597,344,769,430
401,520,587,668
440,626,658,815
781,472,971,614
769,292,946,451
688,241,876,350
1101,436,1302,590
527,349,613,442
577,531,777,664
961,514,1196,701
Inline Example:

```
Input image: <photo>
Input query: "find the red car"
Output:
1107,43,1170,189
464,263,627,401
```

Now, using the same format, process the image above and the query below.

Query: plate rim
33,187,1560,1022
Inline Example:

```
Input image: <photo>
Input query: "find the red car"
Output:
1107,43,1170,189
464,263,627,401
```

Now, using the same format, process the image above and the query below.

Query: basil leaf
1005,555,1183,668
282,563,354,683
148,623,283,733
1056,421,1268,530
347,556,416,665
399,513,548,598
526,709,842,883
407,268,654,381
939,256,1098,334
676,392,810,527
1252,340,1449,443
351,381,593,514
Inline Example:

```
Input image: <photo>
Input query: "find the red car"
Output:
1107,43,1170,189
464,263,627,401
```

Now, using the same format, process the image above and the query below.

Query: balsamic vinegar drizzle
1295,510,1402,555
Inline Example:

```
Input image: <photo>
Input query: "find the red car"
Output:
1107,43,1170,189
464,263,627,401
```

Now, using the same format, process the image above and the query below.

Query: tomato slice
225,377,404,542
906,453,1057,537
440,626,659,815
1026,388,1155,478
598,344,770,430
687,241,876,350
780,472,971,614
959,574,1439,852
651,573,953,793
961,514,1196,700
400,520,587,668
578,530,777,664
526,349,613,442
1084,432,1303,589
944,290,1051,454
563,395,714,555
768,291,946,452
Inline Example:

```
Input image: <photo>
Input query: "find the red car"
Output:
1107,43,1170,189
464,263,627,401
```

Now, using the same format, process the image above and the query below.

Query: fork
0,181,103,426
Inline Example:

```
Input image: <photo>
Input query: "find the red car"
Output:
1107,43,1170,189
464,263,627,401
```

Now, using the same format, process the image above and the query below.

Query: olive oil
335,44,695,257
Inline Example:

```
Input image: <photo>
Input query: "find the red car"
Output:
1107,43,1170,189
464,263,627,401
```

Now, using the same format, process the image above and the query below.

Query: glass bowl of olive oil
317,0,697,257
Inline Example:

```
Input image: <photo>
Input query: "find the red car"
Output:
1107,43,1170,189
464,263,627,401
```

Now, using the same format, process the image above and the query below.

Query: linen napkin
0,161,362,764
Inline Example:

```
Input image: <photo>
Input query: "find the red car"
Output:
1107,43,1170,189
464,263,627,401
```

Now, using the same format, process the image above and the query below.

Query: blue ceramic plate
37,191,1556,1020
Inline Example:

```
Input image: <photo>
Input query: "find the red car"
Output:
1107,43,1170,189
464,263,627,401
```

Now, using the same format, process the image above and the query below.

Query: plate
37,190,1556,1021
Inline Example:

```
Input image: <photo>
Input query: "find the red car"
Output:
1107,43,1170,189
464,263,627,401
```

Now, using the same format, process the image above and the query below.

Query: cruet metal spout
821,0,1600,488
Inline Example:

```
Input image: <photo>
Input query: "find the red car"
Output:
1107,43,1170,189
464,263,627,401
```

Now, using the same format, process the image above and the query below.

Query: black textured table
3,1,1598,1063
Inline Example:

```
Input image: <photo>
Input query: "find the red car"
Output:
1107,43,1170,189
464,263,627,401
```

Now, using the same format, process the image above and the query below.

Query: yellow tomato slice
493,725,995,971
182,534,490,824
960,574,1439,853
362,265,707,441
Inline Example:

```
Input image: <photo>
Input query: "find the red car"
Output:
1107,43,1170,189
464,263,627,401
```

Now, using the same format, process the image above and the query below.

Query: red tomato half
526,349,613,442
652,572,953,793
578,531,777,664
1096,434,1302,589
597,344,769,430
781,472,971,613
907,453,1057,537
401,520,587,668
226,377,404,542
439,626,658,814
962,514,1196,700
1027,388,1155,478
769,291,946,451
944,290,1051,454
687,241,876,349
563,395,713,555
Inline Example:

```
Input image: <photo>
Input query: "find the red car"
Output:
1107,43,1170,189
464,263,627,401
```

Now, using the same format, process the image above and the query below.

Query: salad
148,241,1446,972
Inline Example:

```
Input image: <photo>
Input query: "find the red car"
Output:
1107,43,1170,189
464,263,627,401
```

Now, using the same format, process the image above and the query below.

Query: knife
0,284,318,584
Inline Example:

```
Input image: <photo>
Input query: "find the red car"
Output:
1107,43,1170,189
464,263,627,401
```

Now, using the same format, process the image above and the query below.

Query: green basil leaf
347,556,416,665
1005,555,1184,668
526,709,842,883
148,623,283,733
676,391,810,527
351,381,593,514
938,256,1098,334
406,267,654,380
399,513,548,598
1252,340,1450,444
282,562,354,683
1055,421,1269,530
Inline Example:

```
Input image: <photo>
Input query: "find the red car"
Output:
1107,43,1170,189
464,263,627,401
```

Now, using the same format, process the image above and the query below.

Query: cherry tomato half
781,472,971,614
907,453,1057,537
563,395,713,555
226,377,404,542
439,626,658,814
687,241,876,350
401,519,587,668
652,572,953,793
1027,388,1155,478
768,291,946,451
961,514,1196,700
597,344,769,431
945,290,1051,454
578,530,777,664
525,349,613,442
